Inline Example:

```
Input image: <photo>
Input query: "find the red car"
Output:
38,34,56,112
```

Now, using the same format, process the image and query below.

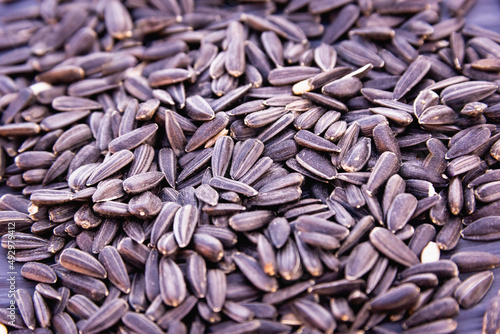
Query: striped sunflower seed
454,271,494,309
369,227,420,267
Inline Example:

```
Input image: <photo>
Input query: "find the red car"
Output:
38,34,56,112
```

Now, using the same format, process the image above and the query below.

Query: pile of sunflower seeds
1,0,500,332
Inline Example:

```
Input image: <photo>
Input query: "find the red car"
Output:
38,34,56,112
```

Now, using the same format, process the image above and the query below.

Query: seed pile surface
1,0,500,333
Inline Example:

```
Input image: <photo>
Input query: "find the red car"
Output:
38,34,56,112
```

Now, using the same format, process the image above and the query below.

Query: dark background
1,0,500,332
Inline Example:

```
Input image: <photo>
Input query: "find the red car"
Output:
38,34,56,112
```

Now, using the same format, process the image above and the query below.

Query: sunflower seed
59,248,106,279
108,123,158,153
346,241,379,280
369,283,420,313
14,289,36,330
441,81,498,108
228,211,274,232
159,256,187,307
233,252,278,292
309,278,365,296
436,217,461,250
393,56,431,100
186,112,229,152
291,298,336,333
20,262,57,284
451,251,500,273
338,40,384,68
181,253,206,301
209,176,258,197
387,193,418,232
366,152,400,196
98,246,130,293
86,150,134,186
122,312,164,334
400,260,459,280
148,68,192,87
225,21,246,77
206,268,226,312
455,271,494,309
483,295,500,334
370,227,420,267
80,299,128,334
296,148,337,180
52,312,77,334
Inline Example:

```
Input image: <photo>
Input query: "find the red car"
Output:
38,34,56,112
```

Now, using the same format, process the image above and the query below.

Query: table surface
1,0,500,332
